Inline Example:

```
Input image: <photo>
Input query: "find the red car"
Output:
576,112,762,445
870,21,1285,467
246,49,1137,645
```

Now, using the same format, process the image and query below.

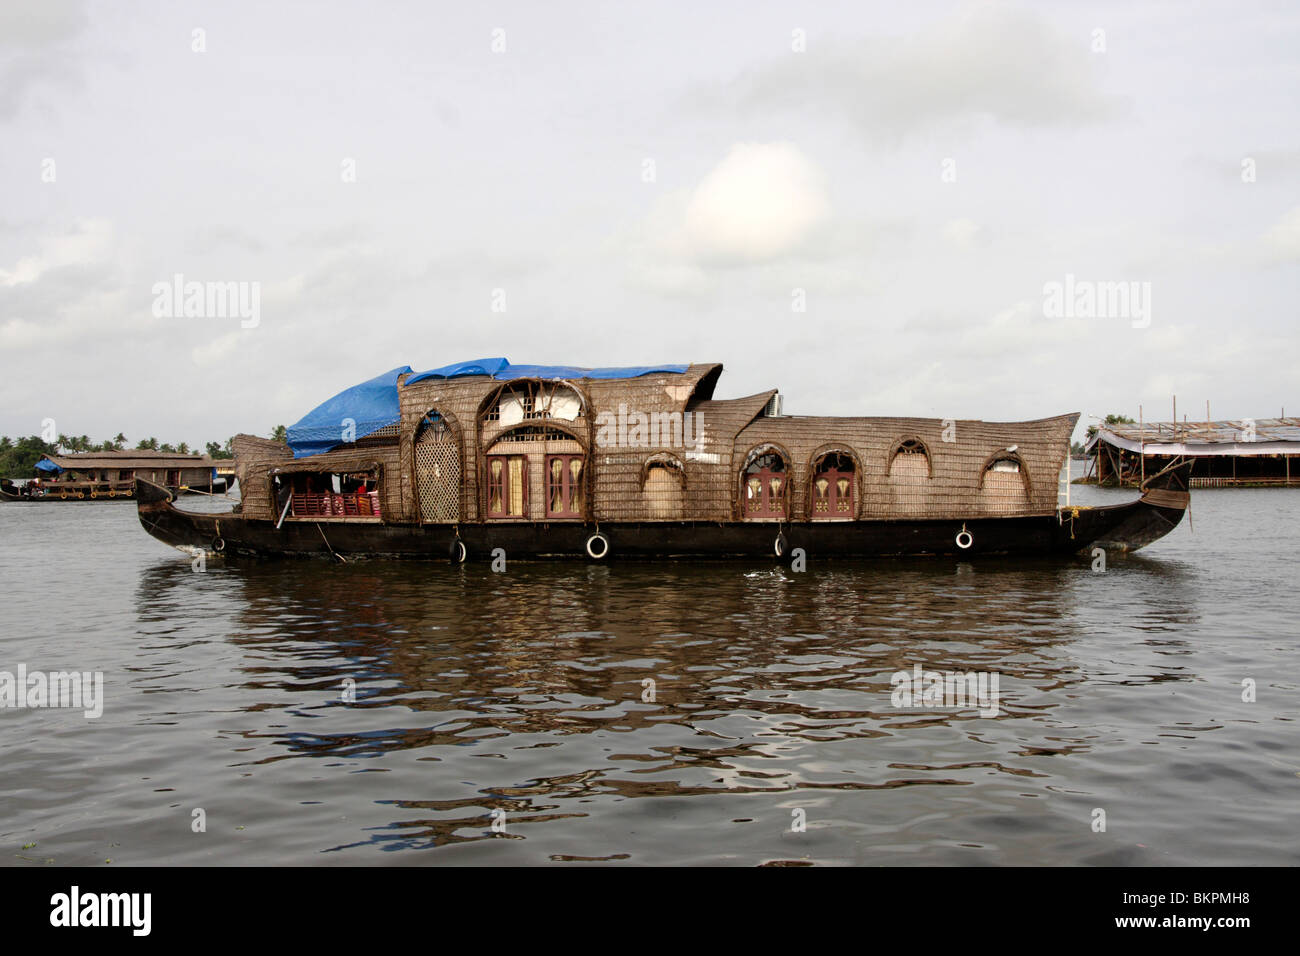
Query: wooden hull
134,462,1191,561
1,481,138,502
0,478,223,501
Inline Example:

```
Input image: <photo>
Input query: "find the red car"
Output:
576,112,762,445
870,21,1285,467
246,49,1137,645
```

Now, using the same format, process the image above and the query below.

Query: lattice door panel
416,437,460,522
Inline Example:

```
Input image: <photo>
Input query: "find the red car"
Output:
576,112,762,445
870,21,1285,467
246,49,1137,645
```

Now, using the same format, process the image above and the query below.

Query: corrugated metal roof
43,452,215,469
1086,418,1300,457
1101,418,1300,443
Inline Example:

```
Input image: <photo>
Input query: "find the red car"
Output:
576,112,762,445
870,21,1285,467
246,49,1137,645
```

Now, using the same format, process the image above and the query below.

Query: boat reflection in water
131,550,1203,862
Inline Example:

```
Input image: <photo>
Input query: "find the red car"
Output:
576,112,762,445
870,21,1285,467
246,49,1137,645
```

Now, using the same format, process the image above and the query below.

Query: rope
316,523,347,563
182,487,235,499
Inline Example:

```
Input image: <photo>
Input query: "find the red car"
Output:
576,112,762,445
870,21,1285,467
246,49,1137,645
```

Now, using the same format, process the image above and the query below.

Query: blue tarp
405,358,689,386
288,359,692,459
408,358,510,381
35,458,61,473
286,366,413,459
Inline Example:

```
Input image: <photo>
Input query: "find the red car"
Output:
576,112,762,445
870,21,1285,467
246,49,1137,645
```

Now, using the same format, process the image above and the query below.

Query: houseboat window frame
274,468,383,520
413,408,461,525
887,436,934,478
544,453,584,518
640,452,686,519
740,445,791,520
486,453,529,518
809,449,858,520
481,380,586,427
979,449,1033,497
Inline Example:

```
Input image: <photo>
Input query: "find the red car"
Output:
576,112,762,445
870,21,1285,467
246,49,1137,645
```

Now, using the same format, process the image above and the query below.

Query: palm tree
113,433,127,450
271,425,288,444
1086,414,1137,441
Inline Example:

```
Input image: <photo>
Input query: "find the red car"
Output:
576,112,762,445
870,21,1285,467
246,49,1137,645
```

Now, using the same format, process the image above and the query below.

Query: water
1,484,1297,866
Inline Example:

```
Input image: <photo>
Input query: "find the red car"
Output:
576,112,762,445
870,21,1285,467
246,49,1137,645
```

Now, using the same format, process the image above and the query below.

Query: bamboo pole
1139,404,1144,487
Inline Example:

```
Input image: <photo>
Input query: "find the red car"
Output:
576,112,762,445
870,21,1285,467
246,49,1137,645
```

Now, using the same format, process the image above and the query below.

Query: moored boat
134,359,1192,560
4,451,226,502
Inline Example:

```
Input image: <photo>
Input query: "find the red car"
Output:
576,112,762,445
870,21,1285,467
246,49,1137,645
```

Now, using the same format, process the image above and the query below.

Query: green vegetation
0,436,59,477
0,430,247,477
1085,413,1136,442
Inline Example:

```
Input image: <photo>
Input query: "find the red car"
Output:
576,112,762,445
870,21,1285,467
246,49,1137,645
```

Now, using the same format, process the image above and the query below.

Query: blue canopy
286,366,412,459
35,458,62,473
406,358,689,386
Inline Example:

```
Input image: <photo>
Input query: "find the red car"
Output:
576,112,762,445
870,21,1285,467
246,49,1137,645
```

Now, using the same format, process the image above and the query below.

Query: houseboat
1086,417,1299,488
134,359,1191,560
3,451,224,502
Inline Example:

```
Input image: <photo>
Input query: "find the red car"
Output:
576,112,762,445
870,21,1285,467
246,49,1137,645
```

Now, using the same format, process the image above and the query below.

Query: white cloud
623,142,835,297
725,3,1120,143
1263,205,1300,261
683,142,830,263
191,331,242,368
0,218,114,287
0,0,89,120
941,218,983,249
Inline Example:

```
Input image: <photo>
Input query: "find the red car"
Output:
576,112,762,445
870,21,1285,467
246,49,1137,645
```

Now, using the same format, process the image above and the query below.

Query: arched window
482,381,583,426
888,437,932,479
485,424,584,520
810,451,856,519
883,436,933,514
414,410,460,522
741,446,789,519
642,453,684,518
980,450,1032,514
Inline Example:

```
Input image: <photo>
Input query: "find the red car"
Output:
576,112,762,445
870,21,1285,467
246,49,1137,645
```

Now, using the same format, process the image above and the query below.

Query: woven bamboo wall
397,365,722,524
235,366,1074,526
583,368,727,522
230,436,400,521
730,414,1076,520
669,391,777,520
230,434,291,520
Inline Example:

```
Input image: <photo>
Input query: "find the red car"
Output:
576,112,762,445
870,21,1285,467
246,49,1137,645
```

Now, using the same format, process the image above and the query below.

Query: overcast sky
2,0,1297,449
